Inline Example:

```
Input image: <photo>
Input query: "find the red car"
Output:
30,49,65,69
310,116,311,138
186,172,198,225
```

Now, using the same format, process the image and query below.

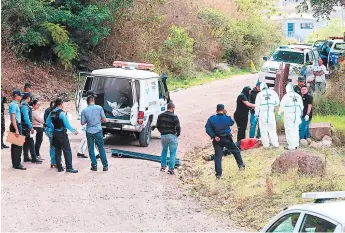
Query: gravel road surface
1,74,257,232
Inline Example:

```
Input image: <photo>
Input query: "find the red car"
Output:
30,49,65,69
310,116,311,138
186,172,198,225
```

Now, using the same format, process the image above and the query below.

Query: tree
1,0,132,68
297,0,345,19
305,19,345,42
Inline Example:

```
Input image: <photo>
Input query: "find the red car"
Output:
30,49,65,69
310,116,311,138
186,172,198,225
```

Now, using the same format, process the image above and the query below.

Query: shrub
313,94,345,116
1,0,131,68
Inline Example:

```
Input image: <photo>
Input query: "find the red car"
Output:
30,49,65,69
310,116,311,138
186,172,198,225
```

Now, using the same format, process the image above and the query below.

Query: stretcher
111,149,181,166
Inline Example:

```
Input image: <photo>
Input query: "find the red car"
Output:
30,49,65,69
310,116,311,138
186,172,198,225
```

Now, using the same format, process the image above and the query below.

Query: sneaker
216,175,221,179
57,167,65,172
96,155,101,159
24,158,32,162
167,169,175,175
66,168,78,173
239,165,246,171
50,164,56,169
103,167,108,171
2,144,9,149
306,138,312,144
202,154,212,161
14,165,27,170
31,159,43,164
77,153,88,158
90,166,97,171
160,166,166,172
37,156,45,160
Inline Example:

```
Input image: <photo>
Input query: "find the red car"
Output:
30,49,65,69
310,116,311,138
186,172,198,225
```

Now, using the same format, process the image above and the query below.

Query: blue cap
162,73,168,79
22,92,31,99
12,89,22,97
256,81,261,87
217,104,224,111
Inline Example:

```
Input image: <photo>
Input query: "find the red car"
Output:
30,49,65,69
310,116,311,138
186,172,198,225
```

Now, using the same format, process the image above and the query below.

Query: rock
300,139,309,147
298,155,325,175
322,140,332,148
271,150,325,175
310,141,323,149
212,63,231,73
322,135,332,142
310,123,331,140
332,136,343,147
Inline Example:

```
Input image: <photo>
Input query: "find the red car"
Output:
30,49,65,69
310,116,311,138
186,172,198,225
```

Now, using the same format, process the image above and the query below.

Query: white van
75,62,170,147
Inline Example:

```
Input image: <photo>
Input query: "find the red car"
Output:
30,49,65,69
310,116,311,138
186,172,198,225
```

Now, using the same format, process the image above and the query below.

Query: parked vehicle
259,47,320,88
75,61,170,147
260,191,345,233
318,38,345,69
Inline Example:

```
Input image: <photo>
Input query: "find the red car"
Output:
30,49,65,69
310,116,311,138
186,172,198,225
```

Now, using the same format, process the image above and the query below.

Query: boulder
310,141,323,149
272,150,325,175
332,136,343,147
322,135,332,142
310,123,331,140
213,63,231,73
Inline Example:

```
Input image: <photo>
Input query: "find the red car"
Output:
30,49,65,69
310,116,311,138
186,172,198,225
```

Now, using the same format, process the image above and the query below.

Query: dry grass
180,146,345,230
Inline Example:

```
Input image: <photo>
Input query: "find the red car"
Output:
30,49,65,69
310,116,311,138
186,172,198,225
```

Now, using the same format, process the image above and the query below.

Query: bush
313,94,345,116
1,0,131,68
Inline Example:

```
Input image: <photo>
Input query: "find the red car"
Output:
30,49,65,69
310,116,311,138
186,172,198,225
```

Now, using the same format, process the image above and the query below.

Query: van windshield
91,77,133,120
270,50,304,64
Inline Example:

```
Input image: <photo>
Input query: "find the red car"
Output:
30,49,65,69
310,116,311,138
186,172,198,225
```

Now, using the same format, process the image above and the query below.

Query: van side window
84,77,93,91
135,80,140,103
158,80,165,99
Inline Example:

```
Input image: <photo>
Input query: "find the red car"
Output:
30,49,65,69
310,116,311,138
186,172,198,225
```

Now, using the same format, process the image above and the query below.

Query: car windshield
334,43,345,51
270,50,304,64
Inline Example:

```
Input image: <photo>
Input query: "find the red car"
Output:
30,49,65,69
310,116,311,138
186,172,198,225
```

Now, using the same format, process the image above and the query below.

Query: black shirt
156,111,181,136
302,94,313,120
234,94,249,118
249,88,259,114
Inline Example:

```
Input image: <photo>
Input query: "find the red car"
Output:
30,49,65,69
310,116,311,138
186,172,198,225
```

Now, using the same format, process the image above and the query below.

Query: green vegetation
167,68,249,90
181,147,345,230
305,19,345,43
297,0,344,19
313,115,345,143
1,0,131,68
313,94,345,116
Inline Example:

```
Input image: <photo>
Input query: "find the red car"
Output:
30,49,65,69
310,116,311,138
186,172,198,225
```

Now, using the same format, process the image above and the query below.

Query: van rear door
76,72,94,114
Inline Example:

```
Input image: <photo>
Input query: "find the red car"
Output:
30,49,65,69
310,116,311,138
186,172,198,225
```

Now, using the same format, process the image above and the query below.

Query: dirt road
1,74,257,231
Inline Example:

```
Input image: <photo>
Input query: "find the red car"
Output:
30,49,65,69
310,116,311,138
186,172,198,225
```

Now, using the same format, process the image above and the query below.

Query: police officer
205,104,245,179
293,76,305,96
46,98,79,173
9,90,26,170
21,92,42,163
1,91,9,149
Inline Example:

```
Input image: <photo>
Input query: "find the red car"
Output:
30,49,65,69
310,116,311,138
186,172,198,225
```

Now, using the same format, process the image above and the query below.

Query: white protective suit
278,83,304,150
78,98,99,156
255,82,280,148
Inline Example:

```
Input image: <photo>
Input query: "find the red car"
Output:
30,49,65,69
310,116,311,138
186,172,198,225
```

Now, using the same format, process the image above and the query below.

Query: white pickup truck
75,61,170,147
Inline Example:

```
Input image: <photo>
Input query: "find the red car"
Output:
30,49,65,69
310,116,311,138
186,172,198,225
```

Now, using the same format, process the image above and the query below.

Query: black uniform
234,87,251,142
1,96,9,148
21,101,41,163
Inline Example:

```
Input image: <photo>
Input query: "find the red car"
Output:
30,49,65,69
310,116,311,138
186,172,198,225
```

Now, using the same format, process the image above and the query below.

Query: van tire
139,121,151,147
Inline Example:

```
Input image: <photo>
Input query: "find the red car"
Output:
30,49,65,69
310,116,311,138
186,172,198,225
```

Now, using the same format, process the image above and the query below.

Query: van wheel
139,121,151,147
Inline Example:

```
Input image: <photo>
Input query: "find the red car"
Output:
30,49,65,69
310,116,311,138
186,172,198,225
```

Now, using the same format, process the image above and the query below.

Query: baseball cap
86,90,97,97
24,82,32,88
256,81,261,87
22,92,31,99
12,89,23,97
217,104,225,111
298,76,305,82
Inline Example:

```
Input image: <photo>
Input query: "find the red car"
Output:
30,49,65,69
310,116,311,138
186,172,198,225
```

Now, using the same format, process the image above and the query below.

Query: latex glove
304,115,309,121
277,114,282,121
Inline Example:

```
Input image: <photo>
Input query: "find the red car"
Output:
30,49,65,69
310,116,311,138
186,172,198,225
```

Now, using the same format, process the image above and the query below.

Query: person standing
255,82,280,148
299,85,313,143
313,58,329,93
1,91,9,149
234,86,255,141
77,90,99,159
21,92,42,164
205,104,245,179
156,102,180,175
278,84,304,150
44,101,56,168
249,82,261,139
32,100,45,160
23,82,34,105
46,99,79,173
9,90,26,170
80,93,108,171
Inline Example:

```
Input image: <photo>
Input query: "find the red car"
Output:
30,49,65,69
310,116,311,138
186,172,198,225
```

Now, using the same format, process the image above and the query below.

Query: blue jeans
160,134,178,170
86,131,108,168
249,113,261,138
45,129,56,165
299,118,311,139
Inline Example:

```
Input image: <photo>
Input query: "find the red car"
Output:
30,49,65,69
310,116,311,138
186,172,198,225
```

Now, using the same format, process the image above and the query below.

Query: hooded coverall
255,82,280,148
278,84,304,150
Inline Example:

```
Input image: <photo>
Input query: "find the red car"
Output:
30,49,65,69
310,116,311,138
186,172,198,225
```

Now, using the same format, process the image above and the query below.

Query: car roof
287,201,345,224
328,39,344,43
91,68,160,79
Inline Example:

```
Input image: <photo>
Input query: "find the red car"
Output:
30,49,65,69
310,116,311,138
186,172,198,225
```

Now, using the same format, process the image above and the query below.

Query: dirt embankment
1,47,76,101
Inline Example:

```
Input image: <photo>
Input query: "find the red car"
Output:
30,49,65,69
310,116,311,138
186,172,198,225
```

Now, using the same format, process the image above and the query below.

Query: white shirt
313,65,328,83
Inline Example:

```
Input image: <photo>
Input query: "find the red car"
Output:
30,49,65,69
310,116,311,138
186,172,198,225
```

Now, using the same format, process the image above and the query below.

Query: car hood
262,61,304,74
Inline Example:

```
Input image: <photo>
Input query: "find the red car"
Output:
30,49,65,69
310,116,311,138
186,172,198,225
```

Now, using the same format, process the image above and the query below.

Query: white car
261,192,345,233
75,61,170,147
259,47,320,88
